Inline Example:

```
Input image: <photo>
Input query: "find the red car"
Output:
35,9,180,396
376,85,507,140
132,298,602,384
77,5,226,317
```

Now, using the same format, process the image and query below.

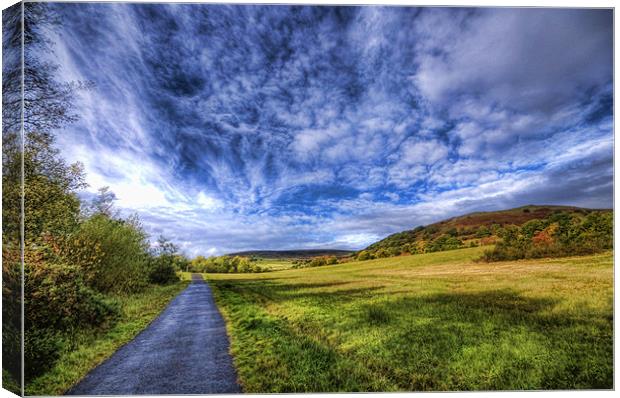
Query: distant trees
425,235,463,253
355,231,464,261
353,210,612,264
189,255,264,273
481,211,612,262
475,226,492,238
356,250,372,261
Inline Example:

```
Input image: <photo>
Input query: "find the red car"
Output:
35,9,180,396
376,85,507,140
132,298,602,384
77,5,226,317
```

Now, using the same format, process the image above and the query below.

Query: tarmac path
67,274,241,395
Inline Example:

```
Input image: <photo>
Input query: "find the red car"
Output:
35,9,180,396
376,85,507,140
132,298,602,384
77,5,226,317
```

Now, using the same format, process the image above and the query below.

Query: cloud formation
45,4,613,255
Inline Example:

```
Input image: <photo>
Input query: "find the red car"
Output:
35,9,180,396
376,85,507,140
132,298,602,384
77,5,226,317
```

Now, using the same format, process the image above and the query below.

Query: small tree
357,250,372,261
148,236,180,284
86,186,118,217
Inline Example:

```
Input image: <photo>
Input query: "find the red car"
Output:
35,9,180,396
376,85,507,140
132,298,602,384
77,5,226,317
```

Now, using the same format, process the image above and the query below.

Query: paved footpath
67,274,241,395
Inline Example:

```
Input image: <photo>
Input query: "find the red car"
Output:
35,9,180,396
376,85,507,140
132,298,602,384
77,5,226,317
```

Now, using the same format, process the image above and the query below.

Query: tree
148,236,181,284
3,2,92,134
475,226,492,238
3,3,90,387
86,186,118,217
357,250,372,261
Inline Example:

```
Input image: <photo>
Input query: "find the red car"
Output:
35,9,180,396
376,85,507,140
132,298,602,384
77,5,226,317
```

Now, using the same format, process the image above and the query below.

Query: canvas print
1,1,614,395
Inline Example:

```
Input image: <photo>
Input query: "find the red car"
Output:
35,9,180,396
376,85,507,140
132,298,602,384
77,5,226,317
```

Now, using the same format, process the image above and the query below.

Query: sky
44,3,613,256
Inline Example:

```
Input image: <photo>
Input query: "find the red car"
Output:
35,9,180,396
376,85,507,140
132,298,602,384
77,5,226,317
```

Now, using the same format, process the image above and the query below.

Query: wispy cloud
45,4,613,255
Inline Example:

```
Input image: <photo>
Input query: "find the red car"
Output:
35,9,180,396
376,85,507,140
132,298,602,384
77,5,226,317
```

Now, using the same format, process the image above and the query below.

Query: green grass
25,281,189,396
206,247,613,392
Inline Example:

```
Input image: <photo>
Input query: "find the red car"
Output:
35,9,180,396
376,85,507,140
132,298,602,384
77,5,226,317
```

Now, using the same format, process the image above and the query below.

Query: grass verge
208,247,613,392
25,281,189,396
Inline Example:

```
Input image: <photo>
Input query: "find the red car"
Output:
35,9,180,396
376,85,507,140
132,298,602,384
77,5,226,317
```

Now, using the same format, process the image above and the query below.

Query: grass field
206,247,613,392
25,281,189,396
254,258,295,271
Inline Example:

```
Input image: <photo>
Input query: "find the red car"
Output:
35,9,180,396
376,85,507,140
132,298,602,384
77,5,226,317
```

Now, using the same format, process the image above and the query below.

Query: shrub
2,246,22,380
148,257,180,284
61,214,149,293
326,256,339,265
147,236,181,285
426,235,463,252
25,261,119,331
308,257,327,267
374,248,389,258
357,250,373,261
475,226,492,238
23,258,119,381
24,329,64,381
387,247,402,257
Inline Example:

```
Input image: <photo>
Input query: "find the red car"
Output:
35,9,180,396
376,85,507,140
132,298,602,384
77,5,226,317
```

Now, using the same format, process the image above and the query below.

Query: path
67,274,241,395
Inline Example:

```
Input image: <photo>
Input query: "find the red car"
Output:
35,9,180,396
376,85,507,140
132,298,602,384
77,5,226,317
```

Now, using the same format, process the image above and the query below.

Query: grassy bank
25,281,189,396
207,247,613,392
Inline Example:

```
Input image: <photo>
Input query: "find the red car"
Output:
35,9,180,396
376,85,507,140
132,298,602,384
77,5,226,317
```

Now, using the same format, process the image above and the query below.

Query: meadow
206,246,613,392
254,258,295,271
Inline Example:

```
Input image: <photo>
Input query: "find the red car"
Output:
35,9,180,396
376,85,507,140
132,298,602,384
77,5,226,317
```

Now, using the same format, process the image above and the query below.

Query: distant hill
363,205,611,255
227,249,355,259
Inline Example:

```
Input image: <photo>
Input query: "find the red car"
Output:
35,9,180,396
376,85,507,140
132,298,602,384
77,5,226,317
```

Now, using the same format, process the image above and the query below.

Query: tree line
480,211,612,262
188,255,265,273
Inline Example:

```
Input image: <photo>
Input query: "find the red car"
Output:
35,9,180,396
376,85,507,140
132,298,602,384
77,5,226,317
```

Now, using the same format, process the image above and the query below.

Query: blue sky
46,4,613,256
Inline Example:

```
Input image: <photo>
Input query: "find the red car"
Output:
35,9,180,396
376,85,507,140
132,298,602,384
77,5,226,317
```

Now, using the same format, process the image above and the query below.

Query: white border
0,1,616,398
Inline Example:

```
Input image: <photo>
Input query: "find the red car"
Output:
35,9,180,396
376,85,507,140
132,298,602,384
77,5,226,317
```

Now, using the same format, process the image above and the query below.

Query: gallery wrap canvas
1,1,614,396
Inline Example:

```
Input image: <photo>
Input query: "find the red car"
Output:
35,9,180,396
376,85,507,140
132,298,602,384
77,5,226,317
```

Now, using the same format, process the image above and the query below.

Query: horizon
45,4,613,256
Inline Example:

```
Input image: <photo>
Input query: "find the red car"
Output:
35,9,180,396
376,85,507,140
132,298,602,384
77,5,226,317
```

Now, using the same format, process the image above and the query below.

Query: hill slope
363,205,610,255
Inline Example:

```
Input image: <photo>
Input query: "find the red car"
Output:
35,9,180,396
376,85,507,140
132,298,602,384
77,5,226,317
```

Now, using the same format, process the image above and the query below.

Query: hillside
363,205,611,256
227,249,354,259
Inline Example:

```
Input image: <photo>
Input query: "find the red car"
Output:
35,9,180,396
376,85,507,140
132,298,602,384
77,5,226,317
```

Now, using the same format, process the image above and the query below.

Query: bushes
61,214,150,293
2,246,22,382
356,234,463,261
292,256,340,269
356,250,373,261
425,235,463,253
25,261,119,331
148,237,181,284
190,255,264,273
148,258,180,284
23,259,119,381
480,211,612,262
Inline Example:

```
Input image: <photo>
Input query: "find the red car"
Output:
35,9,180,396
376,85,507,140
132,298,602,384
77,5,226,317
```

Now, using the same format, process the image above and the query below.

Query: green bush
147,236,181,284
2,247,22,381
356,250,373,261
148,257,180,284
23,259,119,381
475,226,492,238
426,235,463,253
61,214,150,293
24,328,64,381
25,261,119,331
